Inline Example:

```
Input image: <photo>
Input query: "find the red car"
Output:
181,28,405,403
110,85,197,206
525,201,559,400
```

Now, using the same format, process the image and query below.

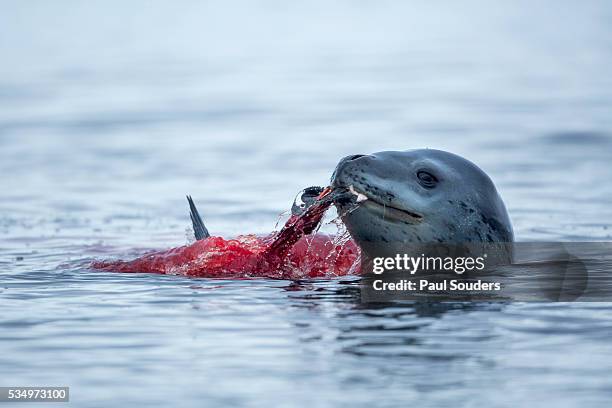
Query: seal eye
417,170,438,189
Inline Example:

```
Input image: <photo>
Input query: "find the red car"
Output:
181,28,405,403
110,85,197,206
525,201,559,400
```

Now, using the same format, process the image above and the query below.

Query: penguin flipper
187,195,210,240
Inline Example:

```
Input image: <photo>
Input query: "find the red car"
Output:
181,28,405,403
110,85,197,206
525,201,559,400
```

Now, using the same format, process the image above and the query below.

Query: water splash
92,190,361,279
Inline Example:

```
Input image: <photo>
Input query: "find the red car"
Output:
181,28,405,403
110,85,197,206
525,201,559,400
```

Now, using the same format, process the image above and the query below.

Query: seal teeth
348,185,368,203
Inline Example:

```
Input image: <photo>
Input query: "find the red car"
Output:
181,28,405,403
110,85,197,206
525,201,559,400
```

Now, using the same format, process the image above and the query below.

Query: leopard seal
187,148,513,262
329,149,514,260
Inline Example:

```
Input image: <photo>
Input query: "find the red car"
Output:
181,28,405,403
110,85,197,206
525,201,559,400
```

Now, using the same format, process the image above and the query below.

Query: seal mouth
338,185,423,224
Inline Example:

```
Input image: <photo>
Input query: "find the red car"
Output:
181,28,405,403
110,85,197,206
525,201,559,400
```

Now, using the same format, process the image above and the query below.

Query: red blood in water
92,197,361,279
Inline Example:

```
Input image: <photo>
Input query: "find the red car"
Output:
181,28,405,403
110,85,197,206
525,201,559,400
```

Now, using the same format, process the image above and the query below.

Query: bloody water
93,193,361,279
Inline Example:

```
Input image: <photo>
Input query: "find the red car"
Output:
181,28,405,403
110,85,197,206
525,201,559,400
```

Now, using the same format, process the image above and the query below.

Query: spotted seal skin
330,149,514,259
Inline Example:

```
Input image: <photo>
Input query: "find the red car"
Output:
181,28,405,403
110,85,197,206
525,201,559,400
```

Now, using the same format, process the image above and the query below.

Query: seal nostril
332,154,370,187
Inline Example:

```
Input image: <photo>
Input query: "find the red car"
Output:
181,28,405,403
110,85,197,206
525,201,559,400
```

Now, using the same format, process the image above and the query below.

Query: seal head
331,150,514,252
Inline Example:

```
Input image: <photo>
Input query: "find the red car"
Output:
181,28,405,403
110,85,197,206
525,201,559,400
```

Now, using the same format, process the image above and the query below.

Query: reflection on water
2,0,612,407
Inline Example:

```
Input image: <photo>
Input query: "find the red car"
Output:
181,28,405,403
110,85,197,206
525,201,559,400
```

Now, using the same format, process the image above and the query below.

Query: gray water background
1,1,612,407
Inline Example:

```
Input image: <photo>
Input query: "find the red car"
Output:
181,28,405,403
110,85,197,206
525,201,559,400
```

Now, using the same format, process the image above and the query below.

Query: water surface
1,1,612,406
